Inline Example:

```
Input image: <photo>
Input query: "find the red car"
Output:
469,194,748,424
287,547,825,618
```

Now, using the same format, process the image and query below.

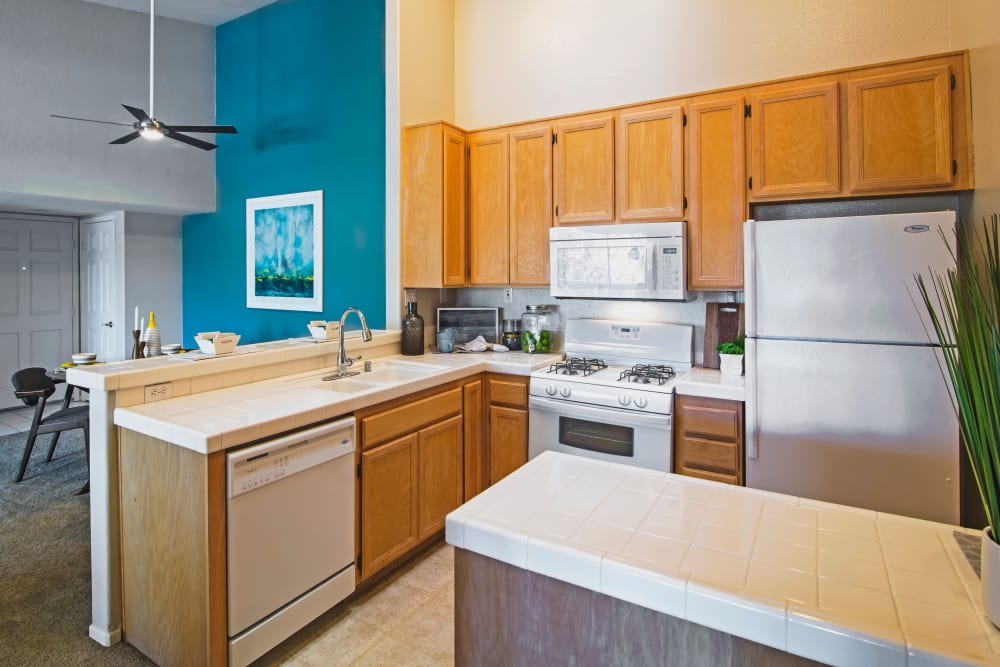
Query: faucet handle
347,354,362,367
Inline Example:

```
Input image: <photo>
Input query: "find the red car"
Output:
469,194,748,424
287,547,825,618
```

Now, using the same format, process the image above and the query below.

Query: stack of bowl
71,352,97,366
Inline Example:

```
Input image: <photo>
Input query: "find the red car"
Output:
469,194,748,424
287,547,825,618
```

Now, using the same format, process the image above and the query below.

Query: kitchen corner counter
113,351,560,454
446,451,999,667
676,367,745,401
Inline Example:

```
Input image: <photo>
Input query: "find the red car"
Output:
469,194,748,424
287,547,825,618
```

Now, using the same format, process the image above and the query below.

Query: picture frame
246,190,323,311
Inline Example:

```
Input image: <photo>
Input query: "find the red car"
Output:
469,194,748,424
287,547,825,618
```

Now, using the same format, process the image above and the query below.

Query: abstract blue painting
246,190,323,311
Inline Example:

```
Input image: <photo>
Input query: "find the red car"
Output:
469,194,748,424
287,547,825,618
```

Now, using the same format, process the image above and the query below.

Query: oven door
528,396,672,472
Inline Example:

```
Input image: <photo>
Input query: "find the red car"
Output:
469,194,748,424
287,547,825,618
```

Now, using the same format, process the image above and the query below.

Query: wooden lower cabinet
673,394,744,485
361,433,420,577
417,415,464,539
486,374,529,485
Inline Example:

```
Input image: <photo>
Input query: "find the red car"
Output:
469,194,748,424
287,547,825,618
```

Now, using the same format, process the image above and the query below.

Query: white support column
88,389,122,646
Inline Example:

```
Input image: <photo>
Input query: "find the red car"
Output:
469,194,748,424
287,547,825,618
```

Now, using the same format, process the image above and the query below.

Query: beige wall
400,0,456,125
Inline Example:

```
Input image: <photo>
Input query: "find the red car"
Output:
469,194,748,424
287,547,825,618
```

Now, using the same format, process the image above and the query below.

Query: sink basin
361,359,451,383
315,378,382,393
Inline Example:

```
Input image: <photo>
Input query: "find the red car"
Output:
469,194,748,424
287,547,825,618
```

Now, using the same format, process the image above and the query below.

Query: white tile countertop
675,367,745,401
113,350,561,454
446,452,999,667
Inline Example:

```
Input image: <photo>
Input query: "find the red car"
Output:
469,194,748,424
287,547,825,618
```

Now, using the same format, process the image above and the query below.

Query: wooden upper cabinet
616,103,685,222
468,131,510,285
401,122,467,288
847,56,969,193
749,79,841,200
687,92,746,291
509,125,553,285
554,114,615,225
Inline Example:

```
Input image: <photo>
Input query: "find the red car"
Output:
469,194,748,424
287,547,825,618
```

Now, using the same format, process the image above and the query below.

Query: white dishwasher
227,416,356,667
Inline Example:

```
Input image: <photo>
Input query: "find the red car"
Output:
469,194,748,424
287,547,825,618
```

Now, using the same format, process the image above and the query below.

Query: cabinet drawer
678,436,739,476
488,378,527,408
678,403,739,440
678,465,738,486
362,388,462,449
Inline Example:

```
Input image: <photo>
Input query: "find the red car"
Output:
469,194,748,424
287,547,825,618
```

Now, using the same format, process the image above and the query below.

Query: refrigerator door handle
745,337,759,459
744,219,757,337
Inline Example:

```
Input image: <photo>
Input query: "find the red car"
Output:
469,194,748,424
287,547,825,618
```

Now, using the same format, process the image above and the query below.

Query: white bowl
72,352,97,365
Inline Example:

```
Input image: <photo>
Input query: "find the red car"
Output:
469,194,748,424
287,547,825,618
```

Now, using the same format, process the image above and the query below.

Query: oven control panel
529,377,674,414
610,324,641,341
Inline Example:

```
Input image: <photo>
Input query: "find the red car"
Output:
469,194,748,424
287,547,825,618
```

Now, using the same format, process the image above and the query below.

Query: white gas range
528,319,694,472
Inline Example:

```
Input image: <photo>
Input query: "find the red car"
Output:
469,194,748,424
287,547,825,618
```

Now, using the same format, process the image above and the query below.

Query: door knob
102,321,113,328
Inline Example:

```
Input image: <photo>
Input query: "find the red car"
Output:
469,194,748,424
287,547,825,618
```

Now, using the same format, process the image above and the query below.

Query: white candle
140,317,144,333
134,306,139,331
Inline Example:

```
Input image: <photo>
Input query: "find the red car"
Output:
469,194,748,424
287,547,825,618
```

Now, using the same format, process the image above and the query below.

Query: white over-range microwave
549,221,689,301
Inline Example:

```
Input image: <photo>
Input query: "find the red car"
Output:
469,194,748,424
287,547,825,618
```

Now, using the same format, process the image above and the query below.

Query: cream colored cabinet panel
468,132,510,285
749,80,841,199
554,115,615,225
848,62,956,192
616,104,685,222
509,125,552,285
687,93,746,291
442,128,468,286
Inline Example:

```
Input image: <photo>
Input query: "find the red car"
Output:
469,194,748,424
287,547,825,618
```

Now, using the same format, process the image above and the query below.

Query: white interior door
80,213,125,362
0,216,76,409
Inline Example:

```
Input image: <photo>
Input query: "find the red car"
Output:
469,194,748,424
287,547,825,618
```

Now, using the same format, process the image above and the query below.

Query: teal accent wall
182,0,386,344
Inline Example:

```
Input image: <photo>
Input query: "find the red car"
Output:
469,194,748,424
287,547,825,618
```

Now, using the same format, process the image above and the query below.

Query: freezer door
745,338,959,524
745,211,955,343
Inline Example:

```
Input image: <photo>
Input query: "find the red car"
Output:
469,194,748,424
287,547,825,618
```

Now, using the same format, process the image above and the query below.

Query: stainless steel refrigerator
744,211,959,523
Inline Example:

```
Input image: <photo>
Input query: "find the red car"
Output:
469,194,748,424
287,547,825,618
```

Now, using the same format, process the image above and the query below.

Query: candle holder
132,329,144,359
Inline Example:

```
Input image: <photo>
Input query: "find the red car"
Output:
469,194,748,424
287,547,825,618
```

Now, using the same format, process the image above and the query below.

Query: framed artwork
246,190,323,311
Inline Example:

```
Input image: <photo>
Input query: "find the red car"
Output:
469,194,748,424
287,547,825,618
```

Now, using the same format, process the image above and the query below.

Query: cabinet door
847,63,954,192
554,115,615,225
417,415,464,540
401,124,444,288
749,80,841,199
468,132,510,285
509,125,552,285
489,405,527,484
361,433,418,578
687,93,746,291
674,395,744,485
463,379,485,500
616,104,685,222
442,128,467,287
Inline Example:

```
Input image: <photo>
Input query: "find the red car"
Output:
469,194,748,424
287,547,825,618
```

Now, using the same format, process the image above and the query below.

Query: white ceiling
81,0,277,26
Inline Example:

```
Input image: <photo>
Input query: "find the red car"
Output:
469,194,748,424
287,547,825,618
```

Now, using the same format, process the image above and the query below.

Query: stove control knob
618,394,631,406
634,396,648,409
545,384,557,396
559,386,571,398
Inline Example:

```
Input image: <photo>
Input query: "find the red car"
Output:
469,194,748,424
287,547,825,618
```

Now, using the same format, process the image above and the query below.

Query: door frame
80,212,126,361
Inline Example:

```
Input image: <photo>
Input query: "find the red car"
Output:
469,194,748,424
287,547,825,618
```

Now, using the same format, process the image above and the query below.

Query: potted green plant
717,337,744,376
914,214,1000,629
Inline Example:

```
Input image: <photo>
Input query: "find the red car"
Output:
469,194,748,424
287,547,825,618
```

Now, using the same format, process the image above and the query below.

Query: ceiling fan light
140,125,164,141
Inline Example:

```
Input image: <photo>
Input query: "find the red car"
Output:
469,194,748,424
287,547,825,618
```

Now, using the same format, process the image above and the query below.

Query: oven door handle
528,396,671,429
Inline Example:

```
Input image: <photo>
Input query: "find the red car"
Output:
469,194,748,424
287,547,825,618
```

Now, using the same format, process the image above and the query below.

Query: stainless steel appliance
529,319,694,471
549,222,689,301
744,211,960,523
227,417,357,666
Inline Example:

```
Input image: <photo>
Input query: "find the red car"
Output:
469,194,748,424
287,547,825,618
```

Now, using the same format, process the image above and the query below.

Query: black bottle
401,301,424,355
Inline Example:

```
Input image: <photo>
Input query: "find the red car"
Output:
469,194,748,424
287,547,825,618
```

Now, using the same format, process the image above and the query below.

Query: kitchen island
446,451,999,667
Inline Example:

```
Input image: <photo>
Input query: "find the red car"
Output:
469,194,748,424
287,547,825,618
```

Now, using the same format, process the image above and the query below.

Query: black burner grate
547,357,607,377
617,364,675,385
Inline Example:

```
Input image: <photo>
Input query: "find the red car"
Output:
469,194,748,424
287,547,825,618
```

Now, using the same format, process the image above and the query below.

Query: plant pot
984,527,1000,629
719,353,744,376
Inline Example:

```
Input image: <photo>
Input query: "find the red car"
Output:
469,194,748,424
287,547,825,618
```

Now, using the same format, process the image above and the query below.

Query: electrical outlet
144,382,173,403
504,288,513,303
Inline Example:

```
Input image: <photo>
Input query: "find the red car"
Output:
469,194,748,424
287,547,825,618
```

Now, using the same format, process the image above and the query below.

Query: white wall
124,212,183,345
0,0,216,215
399,0,455,125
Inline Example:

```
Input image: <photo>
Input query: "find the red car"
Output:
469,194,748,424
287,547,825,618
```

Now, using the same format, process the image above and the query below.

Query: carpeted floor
0,429,151,666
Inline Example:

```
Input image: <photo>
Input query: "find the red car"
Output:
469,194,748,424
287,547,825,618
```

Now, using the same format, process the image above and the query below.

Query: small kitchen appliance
528,319,693,471
549,221,688,301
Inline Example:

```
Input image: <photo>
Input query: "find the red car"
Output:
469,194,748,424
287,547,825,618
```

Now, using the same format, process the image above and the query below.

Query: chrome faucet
331,307,373,378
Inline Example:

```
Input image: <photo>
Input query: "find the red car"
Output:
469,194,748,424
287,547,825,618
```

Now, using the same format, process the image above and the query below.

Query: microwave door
606,239,656,298
551,241,612,297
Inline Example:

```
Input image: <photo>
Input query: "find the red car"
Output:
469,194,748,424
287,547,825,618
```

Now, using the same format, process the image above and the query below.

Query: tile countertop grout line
446,451,1000,667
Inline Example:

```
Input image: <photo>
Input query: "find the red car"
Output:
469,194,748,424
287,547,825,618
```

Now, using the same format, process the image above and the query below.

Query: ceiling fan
51,0,237,151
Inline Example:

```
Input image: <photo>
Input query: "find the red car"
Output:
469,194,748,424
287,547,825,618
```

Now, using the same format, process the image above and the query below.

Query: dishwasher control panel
227,417,356,498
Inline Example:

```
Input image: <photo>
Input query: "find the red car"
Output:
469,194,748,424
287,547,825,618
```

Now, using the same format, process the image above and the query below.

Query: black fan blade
122,104,152,124
165,131,217,151
51,114,133,127
164,124,238,134
110,131,142,145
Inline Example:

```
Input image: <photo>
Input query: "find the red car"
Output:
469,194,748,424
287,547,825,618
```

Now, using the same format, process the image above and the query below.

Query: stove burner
547,357,607,377
618,364,675,385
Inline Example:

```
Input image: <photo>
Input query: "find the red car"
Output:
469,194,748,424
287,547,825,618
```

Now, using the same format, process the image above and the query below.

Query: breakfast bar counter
445,452,999,666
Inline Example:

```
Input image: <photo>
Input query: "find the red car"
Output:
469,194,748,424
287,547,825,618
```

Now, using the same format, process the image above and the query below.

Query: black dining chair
11,367,90,492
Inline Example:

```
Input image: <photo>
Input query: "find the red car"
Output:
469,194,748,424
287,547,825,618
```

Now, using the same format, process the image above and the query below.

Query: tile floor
254,542,456,666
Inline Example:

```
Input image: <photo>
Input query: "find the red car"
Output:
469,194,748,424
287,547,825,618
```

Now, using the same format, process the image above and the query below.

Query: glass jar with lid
520,305,561,354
